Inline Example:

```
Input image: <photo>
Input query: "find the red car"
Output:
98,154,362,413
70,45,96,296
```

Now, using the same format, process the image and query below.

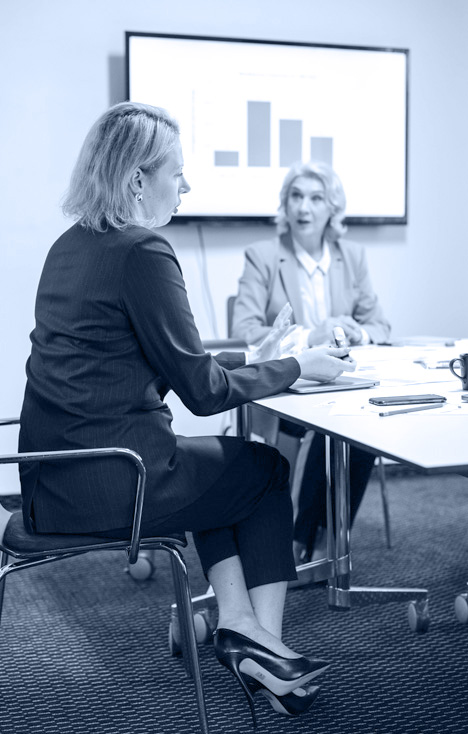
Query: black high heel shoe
213,628,330,727
246,675,321,716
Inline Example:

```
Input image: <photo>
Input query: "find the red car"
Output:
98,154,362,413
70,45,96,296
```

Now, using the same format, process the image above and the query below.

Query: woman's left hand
248,303,296,362
335,315,363,344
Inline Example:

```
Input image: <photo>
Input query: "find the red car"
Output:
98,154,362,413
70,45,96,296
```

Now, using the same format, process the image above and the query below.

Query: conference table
170,341,468,645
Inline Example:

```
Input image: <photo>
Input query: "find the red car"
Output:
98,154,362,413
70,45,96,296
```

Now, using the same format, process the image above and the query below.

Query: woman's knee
277,452,291,488
253,442,291,492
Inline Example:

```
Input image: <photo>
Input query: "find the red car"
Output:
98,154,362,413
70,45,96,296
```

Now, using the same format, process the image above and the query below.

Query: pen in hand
379,402,445,417
333,326,352,361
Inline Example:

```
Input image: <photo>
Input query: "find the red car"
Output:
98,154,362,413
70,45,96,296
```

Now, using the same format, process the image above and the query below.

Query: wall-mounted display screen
126,32,409,224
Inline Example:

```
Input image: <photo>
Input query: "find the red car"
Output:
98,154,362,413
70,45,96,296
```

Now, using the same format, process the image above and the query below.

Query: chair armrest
0,447,147,565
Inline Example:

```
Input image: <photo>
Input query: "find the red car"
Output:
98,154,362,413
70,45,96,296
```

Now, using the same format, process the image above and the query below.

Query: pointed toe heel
260,684,321,716
238,654,329,695
216,649,258,727
214,628,330,700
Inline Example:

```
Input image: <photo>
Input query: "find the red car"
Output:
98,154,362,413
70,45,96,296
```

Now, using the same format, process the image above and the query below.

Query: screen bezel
125,31,409,226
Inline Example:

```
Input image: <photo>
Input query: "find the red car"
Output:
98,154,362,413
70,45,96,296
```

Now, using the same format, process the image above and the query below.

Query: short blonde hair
62,102,180,231
275,160,347,240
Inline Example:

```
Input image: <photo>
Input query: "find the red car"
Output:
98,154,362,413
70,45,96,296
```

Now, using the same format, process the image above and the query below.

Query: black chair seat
3,511,186,557
0,441,208,732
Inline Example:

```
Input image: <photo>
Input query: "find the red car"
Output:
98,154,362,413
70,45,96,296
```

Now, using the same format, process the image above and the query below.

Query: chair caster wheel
168,608,216,656
126,551,155,581
454,593,468,624
193,610,216,644
408,599,430,633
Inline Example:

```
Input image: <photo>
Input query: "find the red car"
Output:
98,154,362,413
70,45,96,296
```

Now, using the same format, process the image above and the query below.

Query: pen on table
379,402,445,417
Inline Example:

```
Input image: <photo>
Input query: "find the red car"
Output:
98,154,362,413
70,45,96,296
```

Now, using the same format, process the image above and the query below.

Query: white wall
1,0,468,489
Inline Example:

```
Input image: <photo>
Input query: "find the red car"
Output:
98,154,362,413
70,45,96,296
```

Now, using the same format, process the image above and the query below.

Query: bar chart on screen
128,34,407,219
184,70,343,214
213,100,333,170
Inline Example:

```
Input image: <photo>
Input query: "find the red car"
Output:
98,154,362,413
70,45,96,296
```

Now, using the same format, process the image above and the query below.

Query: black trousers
278,421,375,553
294,432,376,552
93,440,297,590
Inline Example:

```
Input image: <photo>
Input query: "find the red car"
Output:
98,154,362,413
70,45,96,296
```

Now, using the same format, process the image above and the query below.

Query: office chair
226,295,393,549
0,420,210,734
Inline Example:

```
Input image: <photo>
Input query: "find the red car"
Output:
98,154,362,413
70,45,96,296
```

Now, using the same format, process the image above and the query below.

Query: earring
135,193,143,202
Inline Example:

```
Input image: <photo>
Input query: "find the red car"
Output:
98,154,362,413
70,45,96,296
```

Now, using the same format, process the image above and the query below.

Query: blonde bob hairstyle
275,160,347,241
62,102,180,232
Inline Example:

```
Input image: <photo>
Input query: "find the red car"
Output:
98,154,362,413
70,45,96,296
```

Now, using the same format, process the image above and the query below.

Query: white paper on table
319,343,468,416
349,344,462,387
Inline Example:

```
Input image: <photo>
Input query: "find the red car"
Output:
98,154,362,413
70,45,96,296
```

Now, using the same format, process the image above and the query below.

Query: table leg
236,404,249,439
324,436,428,627
327,436,352,610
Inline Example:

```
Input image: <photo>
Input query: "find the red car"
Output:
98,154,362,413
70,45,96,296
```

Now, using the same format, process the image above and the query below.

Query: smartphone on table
369,394,447,406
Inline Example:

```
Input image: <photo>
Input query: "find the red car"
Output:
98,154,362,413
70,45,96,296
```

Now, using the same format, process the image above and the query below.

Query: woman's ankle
293,540,309,565
217,611,258,635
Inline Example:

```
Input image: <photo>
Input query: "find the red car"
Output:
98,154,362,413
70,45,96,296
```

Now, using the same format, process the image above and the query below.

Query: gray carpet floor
1,469,467,734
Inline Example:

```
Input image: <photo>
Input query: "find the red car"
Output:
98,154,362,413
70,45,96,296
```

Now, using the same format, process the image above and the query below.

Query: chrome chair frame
0,420,210,734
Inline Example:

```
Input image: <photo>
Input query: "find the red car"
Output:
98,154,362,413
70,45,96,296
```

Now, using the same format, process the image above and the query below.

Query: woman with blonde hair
19,103,356,726
232,160,391,569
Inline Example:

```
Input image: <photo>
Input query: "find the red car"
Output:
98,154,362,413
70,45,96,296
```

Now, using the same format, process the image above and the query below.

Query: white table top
253,344,468,474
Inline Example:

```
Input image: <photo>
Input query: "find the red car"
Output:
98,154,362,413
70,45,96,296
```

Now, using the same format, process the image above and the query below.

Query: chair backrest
227,295,236,338
0,446,147,564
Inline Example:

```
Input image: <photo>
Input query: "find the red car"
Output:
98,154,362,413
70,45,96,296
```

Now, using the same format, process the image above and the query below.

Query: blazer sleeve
351,246,391,344
231,242,276,345
212,351,246,370
120,234,300,416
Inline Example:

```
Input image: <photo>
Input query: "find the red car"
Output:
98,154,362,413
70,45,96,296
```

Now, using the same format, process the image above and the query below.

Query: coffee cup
449,353,468,390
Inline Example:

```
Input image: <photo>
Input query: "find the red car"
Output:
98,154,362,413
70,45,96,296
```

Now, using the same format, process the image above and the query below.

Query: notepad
288,376,380,394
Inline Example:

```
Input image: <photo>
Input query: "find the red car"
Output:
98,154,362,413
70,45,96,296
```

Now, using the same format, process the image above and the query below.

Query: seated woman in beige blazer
232,161,391,573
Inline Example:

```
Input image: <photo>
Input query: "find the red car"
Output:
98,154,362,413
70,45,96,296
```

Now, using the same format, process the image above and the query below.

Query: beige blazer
232,231,391,346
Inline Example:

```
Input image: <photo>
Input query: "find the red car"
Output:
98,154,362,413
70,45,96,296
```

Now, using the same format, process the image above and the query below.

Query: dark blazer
232,232,391,346
19,224,300,534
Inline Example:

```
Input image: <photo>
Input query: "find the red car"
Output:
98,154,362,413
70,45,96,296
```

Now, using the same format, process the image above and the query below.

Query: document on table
349,344,463,388
309,341,468,416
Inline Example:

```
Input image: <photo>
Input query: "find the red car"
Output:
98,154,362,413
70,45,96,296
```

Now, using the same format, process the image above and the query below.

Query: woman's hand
308,317,363,346
294,347,356,382
336,316,363,344
248,303,296,363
